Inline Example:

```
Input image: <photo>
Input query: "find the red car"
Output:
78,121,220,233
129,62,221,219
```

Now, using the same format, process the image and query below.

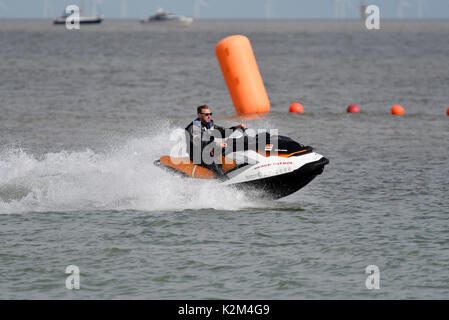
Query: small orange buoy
289,102,303,113
446,107,449,116
347,104,360,113
391,105,405,115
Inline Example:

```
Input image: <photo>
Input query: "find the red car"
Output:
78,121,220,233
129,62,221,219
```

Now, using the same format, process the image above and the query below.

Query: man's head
197,105,212,125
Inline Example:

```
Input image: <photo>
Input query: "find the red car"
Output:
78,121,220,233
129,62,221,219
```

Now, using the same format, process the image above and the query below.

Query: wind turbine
333,0,354,19
360,0,367,21
92,0,104,17
120,0,127,19
80,0,86,15
193,0,208,19
417,0,427,19
397,0,411,19
265,0,271,20
92,0,97,17
0,1,7,12
42,0,48,18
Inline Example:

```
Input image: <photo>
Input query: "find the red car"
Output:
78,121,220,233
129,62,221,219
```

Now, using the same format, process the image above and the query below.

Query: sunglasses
201,113,213,116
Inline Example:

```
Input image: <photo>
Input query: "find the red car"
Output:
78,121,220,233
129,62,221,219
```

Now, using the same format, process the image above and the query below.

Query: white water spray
0,131,255,214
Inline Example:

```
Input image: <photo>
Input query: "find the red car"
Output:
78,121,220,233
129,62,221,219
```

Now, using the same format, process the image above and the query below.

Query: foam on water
0,130,257,214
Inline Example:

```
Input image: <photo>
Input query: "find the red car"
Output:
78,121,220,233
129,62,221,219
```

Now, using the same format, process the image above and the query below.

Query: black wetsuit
185,118,239,178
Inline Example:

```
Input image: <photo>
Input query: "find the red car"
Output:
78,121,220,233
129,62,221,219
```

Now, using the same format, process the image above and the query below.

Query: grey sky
0,0,448,19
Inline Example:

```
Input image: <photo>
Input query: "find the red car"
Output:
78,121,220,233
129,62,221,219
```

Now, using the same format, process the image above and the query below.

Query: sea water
0,20,448,299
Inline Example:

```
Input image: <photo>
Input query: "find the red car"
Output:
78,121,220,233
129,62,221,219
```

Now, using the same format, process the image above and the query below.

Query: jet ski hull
228,157,329,199
53,17,104,24
154,155,329,200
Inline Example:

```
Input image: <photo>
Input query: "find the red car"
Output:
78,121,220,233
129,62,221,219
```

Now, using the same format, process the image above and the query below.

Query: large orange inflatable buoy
216,35,270,115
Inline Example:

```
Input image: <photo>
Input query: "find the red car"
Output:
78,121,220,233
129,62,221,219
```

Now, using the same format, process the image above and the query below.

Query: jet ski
154,129,329,199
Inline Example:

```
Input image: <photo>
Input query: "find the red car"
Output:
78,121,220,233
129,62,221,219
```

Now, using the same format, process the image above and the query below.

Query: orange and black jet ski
154,131,329,199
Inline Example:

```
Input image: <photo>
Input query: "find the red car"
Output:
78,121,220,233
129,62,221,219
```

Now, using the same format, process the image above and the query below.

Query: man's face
198,108,212,124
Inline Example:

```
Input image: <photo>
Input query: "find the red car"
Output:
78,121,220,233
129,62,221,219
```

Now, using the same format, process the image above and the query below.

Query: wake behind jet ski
154,129,329,199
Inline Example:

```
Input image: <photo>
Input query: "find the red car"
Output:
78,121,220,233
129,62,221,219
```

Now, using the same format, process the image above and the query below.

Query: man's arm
214,124,246,138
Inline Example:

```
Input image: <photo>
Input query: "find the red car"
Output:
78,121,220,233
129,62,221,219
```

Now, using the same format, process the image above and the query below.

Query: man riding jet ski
154,105,329,199
184,105,246,179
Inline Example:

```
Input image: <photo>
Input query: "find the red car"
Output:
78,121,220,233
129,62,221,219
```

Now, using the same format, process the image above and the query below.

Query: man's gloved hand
216,141,227,148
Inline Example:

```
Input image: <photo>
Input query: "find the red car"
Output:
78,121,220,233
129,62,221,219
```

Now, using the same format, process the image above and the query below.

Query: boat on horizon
53,1,103,25
53,11,104,25
140,8,193,27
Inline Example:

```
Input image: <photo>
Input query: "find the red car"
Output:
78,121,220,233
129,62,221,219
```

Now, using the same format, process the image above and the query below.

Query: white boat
140,8,193,27
53,12,103,25
53,1,103,25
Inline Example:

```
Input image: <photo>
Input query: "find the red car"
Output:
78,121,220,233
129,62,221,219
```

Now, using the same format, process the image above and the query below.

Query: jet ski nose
313,157,329,175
